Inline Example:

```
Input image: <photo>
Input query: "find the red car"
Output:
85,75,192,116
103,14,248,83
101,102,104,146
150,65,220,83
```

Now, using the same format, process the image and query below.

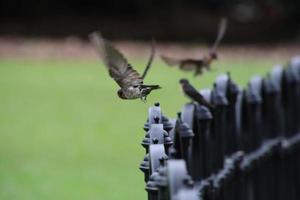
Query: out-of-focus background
1,0,300,41
0,0,300,200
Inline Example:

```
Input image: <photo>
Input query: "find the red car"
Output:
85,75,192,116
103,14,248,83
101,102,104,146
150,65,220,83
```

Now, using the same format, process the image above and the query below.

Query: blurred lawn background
0,57,278,200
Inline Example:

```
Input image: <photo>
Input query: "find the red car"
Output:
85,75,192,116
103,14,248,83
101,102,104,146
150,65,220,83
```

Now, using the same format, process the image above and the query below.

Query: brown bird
179,79,215,109
161,18,227,77
89,32,161,101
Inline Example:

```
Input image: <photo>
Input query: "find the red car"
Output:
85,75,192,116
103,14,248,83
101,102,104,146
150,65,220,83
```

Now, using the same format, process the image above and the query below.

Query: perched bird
89,32,161,101
179,79,215,109
161,18,227,77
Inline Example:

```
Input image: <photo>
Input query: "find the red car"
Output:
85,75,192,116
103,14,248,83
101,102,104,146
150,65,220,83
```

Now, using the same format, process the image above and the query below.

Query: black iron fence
139,56,300,200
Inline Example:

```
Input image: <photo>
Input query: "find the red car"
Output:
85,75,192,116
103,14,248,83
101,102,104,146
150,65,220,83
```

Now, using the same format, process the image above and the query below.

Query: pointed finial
226,71,231,79
177,112,182,119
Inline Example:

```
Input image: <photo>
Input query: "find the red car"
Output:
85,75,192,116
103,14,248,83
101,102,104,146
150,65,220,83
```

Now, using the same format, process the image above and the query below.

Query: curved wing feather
142,39,155,79
210,18,227,53
89,32,143,88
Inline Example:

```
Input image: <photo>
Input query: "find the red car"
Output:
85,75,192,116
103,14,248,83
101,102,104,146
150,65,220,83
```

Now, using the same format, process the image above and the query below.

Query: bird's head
117,89,127,99
179,79,189,85
209,52,218,60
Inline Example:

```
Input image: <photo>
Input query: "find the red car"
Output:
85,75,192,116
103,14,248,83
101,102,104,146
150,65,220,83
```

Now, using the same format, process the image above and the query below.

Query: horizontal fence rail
139,56,300,200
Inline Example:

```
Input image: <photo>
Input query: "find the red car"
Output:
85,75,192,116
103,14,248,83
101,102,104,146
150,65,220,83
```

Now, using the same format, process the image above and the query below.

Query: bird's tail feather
142,85,162,90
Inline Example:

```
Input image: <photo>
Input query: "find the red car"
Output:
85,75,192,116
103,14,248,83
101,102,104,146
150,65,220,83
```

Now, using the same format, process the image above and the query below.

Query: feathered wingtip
210,17,228,53
89,31,106,56
161,55,179,66
142,38,156,79
89,31,103,46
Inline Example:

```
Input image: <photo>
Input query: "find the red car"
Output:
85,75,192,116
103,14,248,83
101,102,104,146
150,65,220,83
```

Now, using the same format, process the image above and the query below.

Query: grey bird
161,18,227,77
89,32,161,101
179,79,215,109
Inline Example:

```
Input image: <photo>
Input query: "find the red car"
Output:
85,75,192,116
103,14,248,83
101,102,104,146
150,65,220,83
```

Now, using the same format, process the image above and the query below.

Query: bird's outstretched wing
210,18,227,53
161,55,182,66
142,39,155,79
89,32,143,88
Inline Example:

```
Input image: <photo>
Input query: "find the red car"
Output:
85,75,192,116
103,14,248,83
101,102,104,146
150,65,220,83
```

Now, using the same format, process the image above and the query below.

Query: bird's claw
141,96,147,103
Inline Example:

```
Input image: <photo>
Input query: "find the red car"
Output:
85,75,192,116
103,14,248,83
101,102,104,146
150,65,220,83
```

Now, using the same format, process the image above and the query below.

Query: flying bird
161,18,227,77
179,79,215,109
89,32,161,101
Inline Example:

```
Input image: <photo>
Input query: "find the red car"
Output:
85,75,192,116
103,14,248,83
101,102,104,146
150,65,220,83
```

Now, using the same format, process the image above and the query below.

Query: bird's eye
133,85,138,88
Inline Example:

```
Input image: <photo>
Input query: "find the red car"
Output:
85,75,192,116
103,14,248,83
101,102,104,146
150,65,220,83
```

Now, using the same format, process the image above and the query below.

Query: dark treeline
0,0,300,42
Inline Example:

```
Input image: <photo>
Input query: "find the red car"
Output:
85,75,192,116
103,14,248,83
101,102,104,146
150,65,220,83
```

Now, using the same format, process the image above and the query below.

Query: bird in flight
179,79,215,109
161,18,227,77
89,32,161,101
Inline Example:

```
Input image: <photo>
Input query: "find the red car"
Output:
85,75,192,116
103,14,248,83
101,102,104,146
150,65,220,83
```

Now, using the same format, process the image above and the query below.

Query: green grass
0,57,276,200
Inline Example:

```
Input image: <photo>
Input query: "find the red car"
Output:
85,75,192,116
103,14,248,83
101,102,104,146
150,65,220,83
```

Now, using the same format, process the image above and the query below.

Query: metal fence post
290,56,300,200
147,144,167,200
174,112,194,171
211,82,229,173
192,104,213,181
225,72,242,154
263,65,286,200
167,160,192,200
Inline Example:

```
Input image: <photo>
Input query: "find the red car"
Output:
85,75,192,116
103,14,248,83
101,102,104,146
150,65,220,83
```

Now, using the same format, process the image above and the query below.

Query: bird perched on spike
161,18,227,77
89,32,161,101
179,79,215,109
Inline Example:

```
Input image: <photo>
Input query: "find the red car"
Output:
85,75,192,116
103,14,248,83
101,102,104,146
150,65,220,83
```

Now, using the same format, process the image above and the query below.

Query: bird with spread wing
179,79,215,109
161,18,227,77
89,32,161,101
